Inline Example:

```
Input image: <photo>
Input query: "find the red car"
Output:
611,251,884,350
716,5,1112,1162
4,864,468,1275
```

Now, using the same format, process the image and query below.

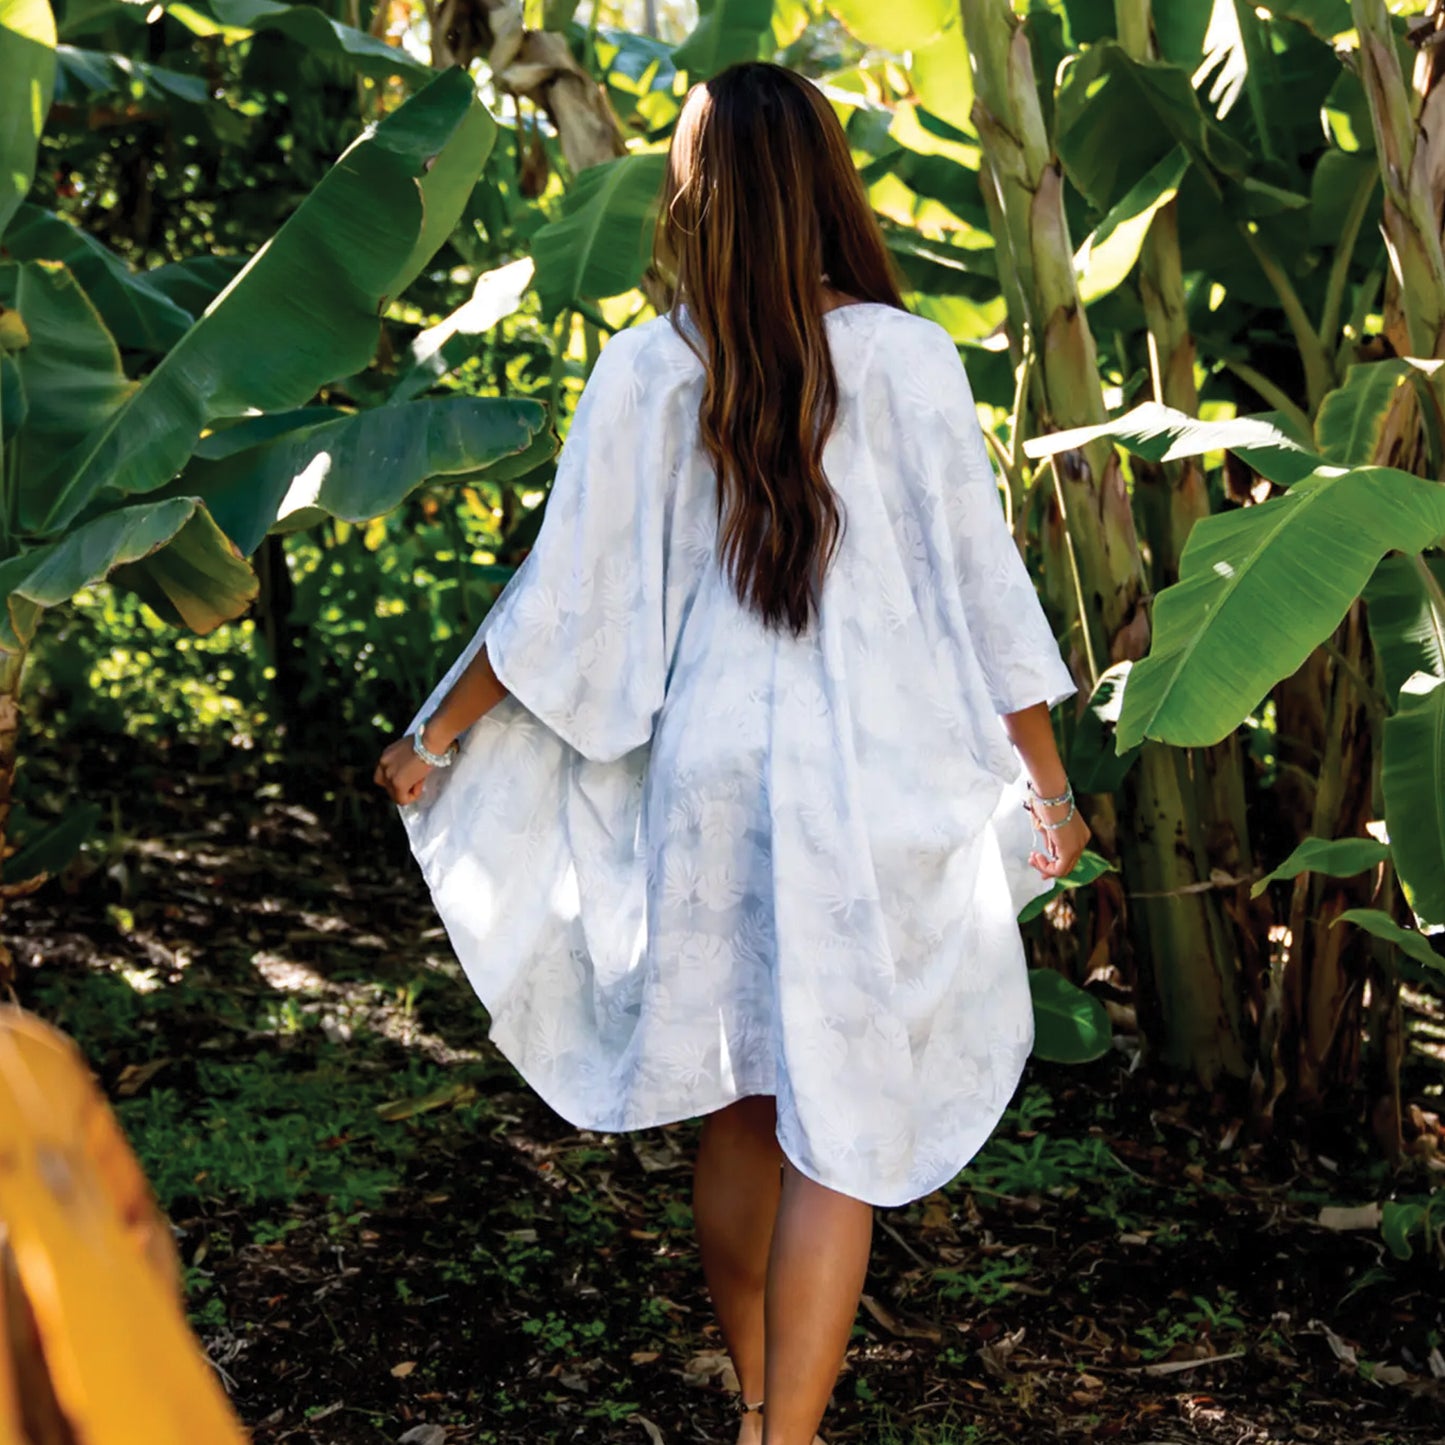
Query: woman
375,61,1089,1445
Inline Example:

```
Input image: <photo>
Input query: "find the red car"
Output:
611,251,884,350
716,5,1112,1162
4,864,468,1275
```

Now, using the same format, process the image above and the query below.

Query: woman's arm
419,643,509,753
1000,700,1091,880
374,644,510,805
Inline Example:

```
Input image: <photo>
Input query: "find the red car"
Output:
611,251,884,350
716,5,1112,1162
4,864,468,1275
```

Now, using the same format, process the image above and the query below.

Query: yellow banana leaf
0,1007,249,1444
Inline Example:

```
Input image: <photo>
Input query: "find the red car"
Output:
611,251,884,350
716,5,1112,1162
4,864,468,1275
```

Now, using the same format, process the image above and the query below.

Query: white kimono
397,303,1077,1207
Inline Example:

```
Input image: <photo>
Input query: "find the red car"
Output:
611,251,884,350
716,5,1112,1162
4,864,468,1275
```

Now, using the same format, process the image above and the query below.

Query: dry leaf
116,1058,171,1097
391,1360,417,1378
376,1083,477,1122
631,1415,665,1445
1316,1203,1381,1231
682,1350,738,1392
859,1293,943,1343
630,1350,661,1365
398,1428,447,1445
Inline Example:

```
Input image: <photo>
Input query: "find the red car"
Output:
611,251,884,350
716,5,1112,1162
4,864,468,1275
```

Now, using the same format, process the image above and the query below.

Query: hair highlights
655,62,905,636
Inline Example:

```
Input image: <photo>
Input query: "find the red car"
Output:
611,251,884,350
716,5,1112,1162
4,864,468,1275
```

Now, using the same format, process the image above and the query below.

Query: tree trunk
960,0,1251,1083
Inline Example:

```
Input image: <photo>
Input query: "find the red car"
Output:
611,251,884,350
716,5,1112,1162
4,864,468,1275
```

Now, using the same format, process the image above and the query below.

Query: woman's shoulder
594,315,704,385
833,303,960,360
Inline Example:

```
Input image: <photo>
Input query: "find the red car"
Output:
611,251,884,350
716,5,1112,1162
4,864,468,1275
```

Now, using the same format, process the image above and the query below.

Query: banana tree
0,6,551,982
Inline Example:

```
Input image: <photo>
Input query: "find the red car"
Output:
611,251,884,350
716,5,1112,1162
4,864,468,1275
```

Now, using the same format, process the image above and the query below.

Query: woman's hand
1026,795,1091,881
374,735,435,806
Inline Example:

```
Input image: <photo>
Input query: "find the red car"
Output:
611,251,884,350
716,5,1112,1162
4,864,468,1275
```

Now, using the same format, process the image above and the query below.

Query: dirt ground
7,733,1444,1444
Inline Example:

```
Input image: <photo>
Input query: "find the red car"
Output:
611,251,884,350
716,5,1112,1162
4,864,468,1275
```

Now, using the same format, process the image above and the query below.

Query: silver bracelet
1027,779,1074,808
412,717,458,768
1032,798,1076,830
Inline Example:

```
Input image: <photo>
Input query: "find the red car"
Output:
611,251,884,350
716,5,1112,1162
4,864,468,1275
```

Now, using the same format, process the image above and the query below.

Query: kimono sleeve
923,324,1077,716
468,326,669,763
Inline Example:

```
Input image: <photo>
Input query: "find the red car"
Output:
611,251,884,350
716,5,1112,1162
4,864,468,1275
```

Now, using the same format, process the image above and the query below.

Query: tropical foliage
3,0,1445,1160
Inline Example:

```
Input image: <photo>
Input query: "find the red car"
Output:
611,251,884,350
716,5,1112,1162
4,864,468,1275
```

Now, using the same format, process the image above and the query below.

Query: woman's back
396,298,1074,1203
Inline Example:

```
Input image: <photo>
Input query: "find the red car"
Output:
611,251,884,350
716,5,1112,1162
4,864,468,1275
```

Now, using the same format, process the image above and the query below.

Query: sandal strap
738,1398,764,1414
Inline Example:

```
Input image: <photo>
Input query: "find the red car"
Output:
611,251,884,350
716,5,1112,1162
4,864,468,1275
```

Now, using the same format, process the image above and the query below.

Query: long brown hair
655,62,905,636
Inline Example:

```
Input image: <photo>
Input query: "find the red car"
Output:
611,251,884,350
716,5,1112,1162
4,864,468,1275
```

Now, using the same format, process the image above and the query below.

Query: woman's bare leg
761,1161,873,1445
693,1095,785,1438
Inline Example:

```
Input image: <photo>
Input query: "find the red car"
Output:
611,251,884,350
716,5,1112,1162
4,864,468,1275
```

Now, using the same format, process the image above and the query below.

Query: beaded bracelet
1024,779,1076,831
1027,779,1074,809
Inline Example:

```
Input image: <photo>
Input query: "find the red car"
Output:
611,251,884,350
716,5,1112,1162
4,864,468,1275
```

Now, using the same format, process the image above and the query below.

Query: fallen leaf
630,1350,661,1365
391,1361,417,1378
376,1083,477,1122
1317,1203,1381,1231
631,1415,665,1445
398,1428,447,1445
116,1058,170,1097
859,1293,942,1343
682,1350,738,1392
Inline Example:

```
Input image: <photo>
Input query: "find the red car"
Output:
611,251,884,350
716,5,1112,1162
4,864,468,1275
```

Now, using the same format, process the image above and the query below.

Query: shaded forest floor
7,730,1445,1445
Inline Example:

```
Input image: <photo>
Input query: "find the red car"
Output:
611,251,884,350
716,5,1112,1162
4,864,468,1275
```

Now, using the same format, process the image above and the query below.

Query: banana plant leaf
144,254,249,318
1250,836,1392,898
1363,553,1445,705
1315,359,1410,465
531,153,668,320
1116,467,1445,749
0,0,57,242
159,0,431,83
390,257,534,404
0,259,134,488
1334,908,1443,976
827,0,952,55
1026,964,1112,1064
672,0,772,76
5,205,197,352
160,395,550,556
1381,673,1445,926
29,66,495,538
0,496,254,651
53,43,210,104
1022,401,1324,486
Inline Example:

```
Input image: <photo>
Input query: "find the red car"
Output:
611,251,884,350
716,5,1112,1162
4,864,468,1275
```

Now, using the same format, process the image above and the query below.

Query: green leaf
1334,908,1443,975
1382,673,1445,926
1055,42,1248,215
5,802,102,884
160,0,432,83
6,205,195,351
0,0,57,242
672,0,772,77
0,259,133,487
1315,360,1410,465
1017,849,1115,925
32,68,494,537
910,22,973,135
1364,553,1445,704
1270,1,1354,42
106,504,259,632
1076,148,1189,306
1379,1201,1425,1261
530,153,668,320
1117,467,1445,749
1022,400,1325,486
53,43,211,104
0,496,255,651
1250,836,1392,898
163,395,549,556
1026,965,1112,1064
827,0,951,52
391,256,534,403
143,254,249,317
1068,662,1141,793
